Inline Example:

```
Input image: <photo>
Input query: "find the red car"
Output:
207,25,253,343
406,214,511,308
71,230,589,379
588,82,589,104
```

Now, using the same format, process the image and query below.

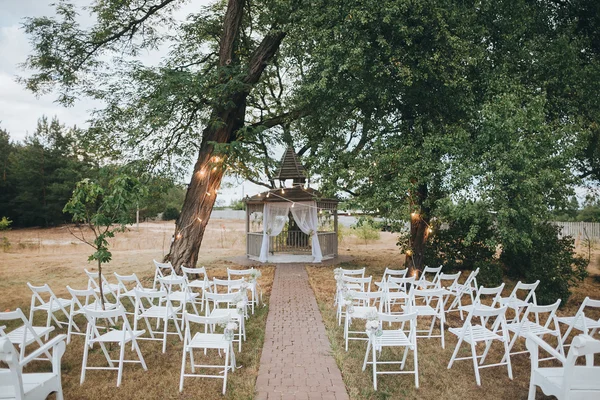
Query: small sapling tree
64,174,146,308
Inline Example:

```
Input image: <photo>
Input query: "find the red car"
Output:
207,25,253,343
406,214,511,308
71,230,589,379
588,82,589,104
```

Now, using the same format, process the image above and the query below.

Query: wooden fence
553,221,600,239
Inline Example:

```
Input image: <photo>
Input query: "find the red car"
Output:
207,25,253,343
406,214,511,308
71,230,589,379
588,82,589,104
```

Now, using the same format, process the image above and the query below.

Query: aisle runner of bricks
255,265,349,400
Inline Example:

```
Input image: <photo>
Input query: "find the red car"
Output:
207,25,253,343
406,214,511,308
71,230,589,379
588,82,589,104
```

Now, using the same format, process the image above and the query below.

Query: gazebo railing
318,232,337,258
270,230,311,253
247,232,262,258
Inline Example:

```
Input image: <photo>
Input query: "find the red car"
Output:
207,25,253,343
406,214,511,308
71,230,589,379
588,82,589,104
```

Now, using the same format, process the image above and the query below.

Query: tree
22,0,305,270
63,173,145,307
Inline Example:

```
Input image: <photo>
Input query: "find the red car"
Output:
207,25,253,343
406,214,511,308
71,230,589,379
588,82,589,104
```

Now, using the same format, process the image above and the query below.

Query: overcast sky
0,0,269,205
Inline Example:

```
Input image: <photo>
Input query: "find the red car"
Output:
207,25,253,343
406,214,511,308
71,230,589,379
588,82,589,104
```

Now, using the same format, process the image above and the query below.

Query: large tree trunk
406,183,430,276
165,0,286,271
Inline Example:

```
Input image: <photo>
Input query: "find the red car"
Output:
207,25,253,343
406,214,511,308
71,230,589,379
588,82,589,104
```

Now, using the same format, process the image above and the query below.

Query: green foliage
500,222,589,305
352,218,381,245
229,198,246,211
0,216,12,231
424,202,497,272
474,260,505,288
162,206,180,221
63,172,146,265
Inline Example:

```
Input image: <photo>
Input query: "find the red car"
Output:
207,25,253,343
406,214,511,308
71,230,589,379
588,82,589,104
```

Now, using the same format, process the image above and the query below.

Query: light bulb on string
281,188,285,194
212,167,217,172
206,192,211,196
427,227,433,234
411,211,419,219
291,203,295,208
176,233,182,240
266,192,270,198
197,217,202,222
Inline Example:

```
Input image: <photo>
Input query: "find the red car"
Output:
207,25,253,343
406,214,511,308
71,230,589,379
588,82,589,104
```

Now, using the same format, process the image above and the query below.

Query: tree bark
165,1,287,271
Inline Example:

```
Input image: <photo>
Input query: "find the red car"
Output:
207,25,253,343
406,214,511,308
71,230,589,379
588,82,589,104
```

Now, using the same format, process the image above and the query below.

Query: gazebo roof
274,147,306,181
244,186,338,204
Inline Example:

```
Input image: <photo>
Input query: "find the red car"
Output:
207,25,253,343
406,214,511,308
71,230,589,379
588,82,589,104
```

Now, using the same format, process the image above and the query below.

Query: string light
291,203,295,208
411,211,419,218
197,217,202,222
206,192,211,196
281,188,285,194
212,167,217,171
405,249,413,256
176,233,182,240
427,227,433,234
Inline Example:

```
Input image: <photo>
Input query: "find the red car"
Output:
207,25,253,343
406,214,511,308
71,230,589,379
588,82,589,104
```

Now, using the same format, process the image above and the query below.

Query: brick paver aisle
255,265,349,400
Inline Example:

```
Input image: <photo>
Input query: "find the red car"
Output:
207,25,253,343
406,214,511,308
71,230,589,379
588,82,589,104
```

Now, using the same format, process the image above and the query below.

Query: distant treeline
0,117,185,228
552,196,600,223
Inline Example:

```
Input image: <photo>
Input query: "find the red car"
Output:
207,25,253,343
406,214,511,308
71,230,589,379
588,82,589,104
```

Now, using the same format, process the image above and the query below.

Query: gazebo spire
274,147,306,184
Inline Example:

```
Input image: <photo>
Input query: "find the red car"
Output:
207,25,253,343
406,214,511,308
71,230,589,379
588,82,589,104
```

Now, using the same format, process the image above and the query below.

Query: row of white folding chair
559,296,600,346
334,267,365,303
227,268,260,314
337,275,372,325
0,309,55,362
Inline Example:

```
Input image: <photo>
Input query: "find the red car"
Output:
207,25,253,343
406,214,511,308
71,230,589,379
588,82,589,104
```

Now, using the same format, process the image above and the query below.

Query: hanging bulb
212,167,217,171
281,188,285,194
427,227,433,234
197,217,202,222
411,211,419,218
176,233,182,240
291,203,295,208
206,192,211,196
266,192,270,198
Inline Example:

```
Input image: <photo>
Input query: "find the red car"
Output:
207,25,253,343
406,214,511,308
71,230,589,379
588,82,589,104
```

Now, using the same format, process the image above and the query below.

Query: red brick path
255,265,349,400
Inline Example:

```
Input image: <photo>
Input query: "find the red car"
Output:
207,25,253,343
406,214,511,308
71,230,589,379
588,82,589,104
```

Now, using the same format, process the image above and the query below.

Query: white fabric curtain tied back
258,200,323,263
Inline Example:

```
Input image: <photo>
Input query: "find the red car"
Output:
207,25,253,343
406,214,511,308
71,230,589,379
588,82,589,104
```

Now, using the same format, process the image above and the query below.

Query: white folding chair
416,265,443,289
458,283,506,319
337,275,372,325
84,269,120,300
227,268,260,314
503,299,563,362
558,297,600,346
498,280,539,323
344,291,383,351
334,267,366,303
404,287,446,348
114,272,151,309
447,305,513,386
374,268,408,291
526,334,600,400
26,283,75,335
80,305,147,387
382,276,415,315
157,275,200,324
0,309,54,361
445,268,480,318
152,259,178,289
362,312,419,390
179,312,236,395
0,334,67,400
133,288,183,353
436,272,461,311
205,292,245,352
181,266,211,312
65,286,117,344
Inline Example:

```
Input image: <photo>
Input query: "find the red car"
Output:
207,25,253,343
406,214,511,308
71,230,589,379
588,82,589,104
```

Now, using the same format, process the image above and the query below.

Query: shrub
474,259,504,287
162,206,180,221
0,216,12,231
500,222,588,305
352,218,381,244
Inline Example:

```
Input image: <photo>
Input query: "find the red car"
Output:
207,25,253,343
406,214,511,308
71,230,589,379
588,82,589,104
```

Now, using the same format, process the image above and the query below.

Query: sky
0,0,267,205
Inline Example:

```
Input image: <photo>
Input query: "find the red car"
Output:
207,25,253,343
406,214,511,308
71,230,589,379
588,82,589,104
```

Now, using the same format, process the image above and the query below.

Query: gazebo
244,148,339,263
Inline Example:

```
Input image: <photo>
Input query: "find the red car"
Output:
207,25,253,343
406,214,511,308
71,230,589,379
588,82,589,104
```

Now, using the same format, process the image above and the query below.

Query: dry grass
0,220,274,399
306,262,600,400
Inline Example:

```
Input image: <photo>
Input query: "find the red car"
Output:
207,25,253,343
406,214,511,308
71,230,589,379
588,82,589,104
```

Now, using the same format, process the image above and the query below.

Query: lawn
306,262,600,400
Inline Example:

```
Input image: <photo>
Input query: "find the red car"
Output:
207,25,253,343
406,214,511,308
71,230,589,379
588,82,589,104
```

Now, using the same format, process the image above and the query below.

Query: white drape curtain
259,203,291,262
290,201,323,262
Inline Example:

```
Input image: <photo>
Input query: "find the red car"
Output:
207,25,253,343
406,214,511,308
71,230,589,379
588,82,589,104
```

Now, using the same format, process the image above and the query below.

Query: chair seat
372,330,412,348
449,325,503,344
348,306,378,320
90,329,145,344
80,301,118,313
507,321,558,337
499,297,530,309
93,283,120,294
403,305,437,316
208,309,241,321
558,316,600,332
454,283,476,293
0,370,57,399
187,333,229,351
459,304,495,315
5,326,54,346
187,280,210,289
138,305,182,319
169,291,199,302
532,366,600,395
32,298,72,312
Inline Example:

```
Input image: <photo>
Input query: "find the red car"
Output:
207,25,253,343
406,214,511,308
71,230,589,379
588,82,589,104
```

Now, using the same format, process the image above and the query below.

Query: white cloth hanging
290,201,323,262
258,203,291,262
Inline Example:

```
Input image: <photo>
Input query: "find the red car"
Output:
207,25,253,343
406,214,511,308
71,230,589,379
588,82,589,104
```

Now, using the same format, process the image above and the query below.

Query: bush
162,206,180,221
352,218,381,244
0,216,12,231
500,222,588,305
474,259,504,287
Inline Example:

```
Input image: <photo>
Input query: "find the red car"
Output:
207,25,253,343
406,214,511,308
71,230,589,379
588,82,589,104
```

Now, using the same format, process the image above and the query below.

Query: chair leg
413,343,419,389
179,345,187,392
362,339,371,371
222,349,230,395
447,337,463,369
470,340,481,386
162,317,168,353
81,336,90,385
372,340,378,390
116,341,126,387
527,382,536,400
344,316,349,351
